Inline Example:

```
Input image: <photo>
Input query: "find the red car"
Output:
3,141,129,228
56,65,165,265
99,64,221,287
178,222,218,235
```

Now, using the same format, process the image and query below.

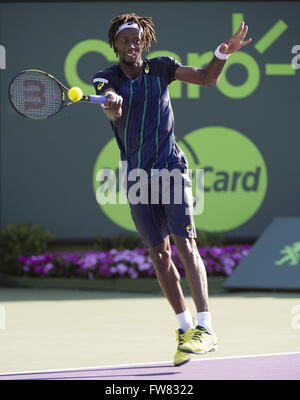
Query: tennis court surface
1,288,300,380
0,352,299,380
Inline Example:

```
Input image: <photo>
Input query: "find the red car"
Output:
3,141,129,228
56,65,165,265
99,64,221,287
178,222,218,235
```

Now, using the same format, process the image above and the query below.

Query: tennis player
93,13,251,366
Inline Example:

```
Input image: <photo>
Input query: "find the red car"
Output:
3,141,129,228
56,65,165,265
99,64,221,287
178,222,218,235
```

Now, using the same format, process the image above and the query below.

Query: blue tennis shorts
127,171,197,248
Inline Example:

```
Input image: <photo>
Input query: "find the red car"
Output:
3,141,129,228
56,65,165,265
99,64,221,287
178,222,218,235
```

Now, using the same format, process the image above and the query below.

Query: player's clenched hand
104,91,123,110
219,21,252,55
102,90,123,120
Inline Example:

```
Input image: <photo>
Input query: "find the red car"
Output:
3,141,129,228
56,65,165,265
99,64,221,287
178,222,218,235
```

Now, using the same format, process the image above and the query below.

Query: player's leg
129,200,188,313
129,194,193,365
164,172,218,355
148,236,186,315
171,234,209,313
163,172,209,313
148,238,195,366
128,179,187,314
170,234,218,355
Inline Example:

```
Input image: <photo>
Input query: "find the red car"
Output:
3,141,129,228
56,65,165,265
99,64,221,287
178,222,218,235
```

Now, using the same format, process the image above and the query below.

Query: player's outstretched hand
219,21,252,55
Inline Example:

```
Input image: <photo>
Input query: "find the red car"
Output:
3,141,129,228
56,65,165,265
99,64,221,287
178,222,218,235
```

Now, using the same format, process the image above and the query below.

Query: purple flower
17,244,252,279
98,264,110,276
214,264,222,272
241,249,250,257
210,246,225,258
116,263,128,275
242,244,251,251
60,251,81,266
128,267,138,279
198,248,206,257
137,248,147,255
34,266,43,276
43,262,54,274
224,265,233,275
101,256,115,264
132,254,145,265
138,262,152,271
221,256,235,268
231,253,243,262
79,253,99,269
205,257,215,266
206,265,213,275
147,267,156,276
224,245,236,252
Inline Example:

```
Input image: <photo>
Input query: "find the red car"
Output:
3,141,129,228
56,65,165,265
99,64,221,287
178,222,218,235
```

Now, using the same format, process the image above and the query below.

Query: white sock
176,308,193,332
197,311,213,333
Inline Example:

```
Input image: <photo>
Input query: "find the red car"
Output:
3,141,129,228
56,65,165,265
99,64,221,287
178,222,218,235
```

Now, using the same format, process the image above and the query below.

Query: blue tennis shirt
93,56,188,175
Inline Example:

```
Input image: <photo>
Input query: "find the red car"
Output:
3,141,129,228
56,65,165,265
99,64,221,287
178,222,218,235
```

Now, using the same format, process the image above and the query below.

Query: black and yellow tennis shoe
173,329,192,367
179,326,218,355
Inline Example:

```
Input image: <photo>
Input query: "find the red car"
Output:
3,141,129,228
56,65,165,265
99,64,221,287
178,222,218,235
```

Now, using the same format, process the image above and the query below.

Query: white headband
115,22,144,38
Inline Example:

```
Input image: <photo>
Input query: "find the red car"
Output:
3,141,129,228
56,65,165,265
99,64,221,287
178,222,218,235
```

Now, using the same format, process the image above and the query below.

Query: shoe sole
180,343,218,355
174,355,192,367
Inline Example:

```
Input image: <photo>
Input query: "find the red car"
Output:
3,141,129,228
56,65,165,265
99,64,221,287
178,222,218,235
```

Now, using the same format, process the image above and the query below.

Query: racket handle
88,95,108,104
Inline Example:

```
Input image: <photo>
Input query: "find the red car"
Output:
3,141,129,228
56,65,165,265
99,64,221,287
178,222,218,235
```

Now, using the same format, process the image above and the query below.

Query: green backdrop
0,1,299,240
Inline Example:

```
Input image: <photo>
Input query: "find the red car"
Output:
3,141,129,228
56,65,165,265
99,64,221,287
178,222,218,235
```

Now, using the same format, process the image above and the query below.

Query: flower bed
18,245,251,279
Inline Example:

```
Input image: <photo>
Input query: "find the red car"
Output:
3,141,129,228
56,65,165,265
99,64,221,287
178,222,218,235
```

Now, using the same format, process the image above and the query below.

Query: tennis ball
68,87,83,102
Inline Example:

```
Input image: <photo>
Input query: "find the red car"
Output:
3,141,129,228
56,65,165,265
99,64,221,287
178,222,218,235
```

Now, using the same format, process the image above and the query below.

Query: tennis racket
8,69,108,120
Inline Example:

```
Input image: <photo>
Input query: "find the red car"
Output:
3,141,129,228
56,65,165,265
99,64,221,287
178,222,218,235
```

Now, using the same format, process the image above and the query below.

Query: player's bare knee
175,237,196,262
149,248,171,269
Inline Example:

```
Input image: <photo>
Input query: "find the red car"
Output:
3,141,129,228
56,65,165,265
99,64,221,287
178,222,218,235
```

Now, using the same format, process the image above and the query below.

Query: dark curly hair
108,13,157,55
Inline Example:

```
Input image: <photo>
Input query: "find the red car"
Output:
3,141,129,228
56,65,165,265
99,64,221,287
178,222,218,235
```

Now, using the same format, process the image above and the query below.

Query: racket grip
88,95,108,104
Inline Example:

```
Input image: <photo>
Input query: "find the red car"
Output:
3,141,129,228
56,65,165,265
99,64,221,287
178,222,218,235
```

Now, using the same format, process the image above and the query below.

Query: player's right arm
92,71,122,122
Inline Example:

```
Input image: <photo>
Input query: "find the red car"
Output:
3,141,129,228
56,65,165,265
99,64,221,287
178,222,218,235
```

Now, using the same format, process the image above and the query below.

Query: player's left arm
175,21,252,87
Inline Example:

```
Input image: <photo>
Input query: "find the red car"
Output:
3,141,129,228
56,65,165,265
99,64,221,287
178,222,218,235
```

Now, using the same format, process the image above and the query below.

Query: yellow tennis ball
68,87,83,102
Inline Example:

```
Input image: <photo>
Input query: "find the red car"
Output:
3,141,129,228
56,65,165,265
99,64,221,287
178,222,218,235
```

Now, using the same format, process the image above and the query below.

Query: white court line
1,351,300,377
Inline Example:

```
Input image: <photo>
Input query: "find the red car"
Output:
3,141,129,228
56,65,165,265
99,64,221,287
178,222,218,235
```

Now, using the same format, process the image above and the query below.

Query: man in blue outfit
93,13,251,366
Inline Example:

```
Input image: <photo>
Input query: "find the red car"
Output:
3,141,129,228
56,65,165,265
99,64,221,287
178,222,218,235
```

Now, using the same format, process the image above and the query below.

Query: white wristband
214,45,230,60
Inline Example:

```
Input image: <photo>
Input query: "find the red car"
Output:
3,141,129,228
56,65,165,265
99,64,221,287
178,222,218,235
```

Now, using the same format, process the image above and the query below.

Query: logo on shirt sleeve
93,78,109,91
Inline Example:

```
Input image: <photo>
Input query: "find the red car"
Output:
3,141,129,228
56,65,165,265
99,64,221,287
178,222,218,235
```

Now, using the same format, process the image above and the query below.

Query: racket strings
9,71,63,119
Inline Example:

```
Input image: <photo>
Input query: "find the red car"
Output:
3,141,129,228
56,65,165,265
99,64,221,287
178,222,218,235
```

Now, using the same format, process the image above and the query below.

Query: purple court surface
0,352,300,380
